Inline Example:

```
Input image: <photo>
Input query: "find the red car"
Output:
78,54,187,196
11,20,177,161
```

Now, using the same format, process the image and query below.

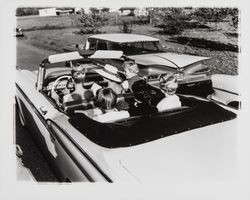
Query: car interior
42,61,192,122
39,60,238,148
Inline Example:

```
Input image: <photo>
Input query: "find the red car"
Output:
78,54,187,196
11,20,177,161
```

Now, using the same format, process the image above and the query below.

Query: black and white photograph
1,0,250,199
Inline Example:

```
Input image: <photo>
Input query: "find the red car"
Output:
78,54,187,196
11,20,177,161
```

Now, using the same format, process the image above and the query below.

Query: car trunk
68,96,236,148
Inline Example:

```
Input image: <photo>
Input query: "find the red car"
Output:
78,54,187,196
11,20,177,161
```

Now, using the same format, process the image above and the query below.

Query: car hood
106,119,238,182
129,52,210,69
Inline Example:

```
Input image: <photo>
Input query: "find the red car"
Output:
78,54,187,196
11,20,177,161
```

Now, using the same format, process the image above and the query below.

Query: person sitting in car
95,64,124,95
92,88,130,122
156,73,181,112
63,62,94,104
121,61,142,92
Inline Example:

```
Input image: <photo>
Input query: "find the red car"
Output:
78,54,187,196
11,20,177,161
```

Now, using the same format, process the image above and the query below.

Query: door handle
39,106,48,115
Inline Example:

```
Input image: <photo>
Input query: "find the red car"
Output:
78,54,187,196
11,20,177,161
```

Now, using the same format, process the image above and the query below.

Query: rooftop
89,33,159,43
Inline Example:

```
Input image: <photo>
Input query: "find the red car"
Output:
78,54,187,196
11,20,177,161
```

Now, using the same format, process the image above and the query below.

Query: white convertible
15,50,239,182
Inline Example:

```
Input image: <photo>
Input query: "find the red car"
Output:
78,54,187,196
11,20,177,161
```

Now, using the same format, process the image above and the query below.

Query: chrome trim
213,87,239,96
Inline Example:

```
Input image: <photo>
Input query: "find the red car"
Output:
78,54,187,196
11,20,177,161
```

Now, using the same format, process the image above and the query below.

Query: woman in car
95,64,124,95
156,73,181,112
93,88,130,122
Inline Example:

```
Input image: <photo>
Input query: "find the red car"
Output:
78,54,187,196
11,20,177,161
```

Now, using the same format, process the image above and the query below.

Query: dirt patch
167,36,238,52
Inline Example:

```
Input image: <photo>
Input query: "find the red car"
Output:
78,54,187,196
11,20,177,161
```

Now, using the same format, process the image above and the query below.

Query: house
119,7,148,16
119,7,136,16
39,8,57,17
39,8,74,17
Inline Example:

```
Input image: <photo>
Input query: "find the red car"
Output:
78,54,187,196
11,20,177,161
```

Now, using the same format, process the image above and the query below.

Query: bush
16,7,40,16
75,13,101,34
119,19,133,33
191,8,238,23
158,8,189,35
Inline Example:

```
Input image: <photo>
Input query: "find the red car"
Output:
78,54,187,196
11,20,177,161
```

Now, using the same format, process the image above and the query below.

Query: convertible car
15,50,239,182
64,33,214,97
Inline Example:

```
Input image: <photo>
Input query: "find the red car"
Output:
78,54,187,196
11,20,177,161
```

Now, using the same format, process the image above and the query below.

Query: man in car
121,61,142,92
156,73,181,112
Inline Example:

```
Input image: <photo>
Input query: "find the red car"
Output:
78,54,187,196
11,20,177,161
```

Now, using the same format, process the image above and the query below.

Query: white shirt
93,109,130,123
157,94,181,112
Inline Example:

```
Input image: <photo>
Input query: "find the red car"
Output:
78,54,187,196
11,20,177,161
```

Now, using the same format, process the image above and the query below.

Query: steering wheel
51,75,73,105
52,75,72,91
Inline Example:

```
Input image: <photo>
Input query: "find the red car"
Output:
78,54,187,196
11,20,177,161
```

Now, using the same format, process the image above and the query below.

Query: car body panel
129,52,209,69
103,118,237,181
89,33,159,43
209,74,240,106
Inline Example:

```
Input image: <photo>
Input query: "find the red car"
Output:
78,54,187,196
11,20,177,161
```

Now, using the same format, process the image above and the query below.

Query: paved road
16,40,58,182
16,40,57,70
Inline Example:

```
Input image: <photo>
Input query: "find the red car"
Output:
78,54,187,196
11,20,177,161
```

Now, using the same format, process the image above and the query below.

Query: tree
76,13,101,34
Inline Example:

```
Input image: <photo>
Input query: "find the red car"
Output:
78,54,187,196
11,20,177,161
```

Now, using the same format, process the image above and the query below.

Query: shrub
119,19,133,33
191,8,237,23
158,8,189,35
75,13,101,34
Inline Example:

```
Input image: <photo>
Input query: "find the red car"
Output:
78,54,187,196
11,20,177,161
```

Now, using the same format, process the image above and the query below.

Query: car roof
89,33,160,43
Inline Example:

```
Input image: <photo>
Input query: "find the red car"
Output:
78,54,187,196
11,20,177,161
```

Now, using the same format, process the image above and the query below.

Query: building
39,8,74,17
119,7,148,16
39,8,57,17
119,7,136,16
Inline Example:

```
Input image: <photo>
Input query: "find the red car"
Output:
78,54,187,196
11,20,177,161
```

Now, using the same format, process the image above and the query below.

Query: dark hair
97,88,117,110
133,79,165,106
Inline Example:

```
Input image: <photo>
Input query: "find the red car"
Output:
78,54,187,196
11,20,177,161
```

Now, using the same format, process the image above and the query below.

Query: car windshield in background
108,41,165,55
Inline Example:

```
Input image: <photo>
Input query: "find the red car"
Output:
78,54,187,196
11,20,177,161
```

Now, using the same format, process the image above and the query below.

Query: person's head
123,61,139,79
95,64,122,83
71,62,86,84
159,73,178,95
97,88,117,111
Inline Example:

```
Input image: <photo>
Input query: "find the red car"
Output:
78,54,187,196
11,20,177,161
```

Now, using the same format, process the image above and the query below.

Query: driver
63,62,94,104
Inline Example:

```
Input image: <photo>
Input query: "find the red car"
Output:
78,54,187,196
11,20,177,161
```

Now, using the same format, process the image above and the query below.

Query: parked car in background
15,50,239,182
15,27,25,38
64,33,214,97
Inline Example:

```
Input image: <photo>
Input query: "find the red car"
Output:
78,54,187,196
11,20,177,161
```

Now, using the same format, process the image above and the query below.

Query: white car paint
89,33,159,43
130,52,209,68
210,74,240,105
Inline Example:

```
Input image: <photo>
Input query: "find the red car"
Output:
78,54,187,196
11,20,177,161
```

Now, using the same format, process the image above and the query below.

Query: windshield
69,96,236,148
107,41,165,55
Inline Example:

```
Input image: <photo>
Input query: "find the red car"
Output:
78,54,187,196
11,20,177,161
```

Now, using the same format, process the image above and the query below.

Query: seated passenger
63,63,94,104
93,88,130,122
156,73,181,112
121,61,142,92
95,64,124,95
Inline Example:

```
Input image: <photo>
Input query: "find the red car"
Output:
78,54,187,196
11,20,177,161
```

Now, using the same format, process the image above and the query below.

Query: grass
17,15,78,30
17,15,239,75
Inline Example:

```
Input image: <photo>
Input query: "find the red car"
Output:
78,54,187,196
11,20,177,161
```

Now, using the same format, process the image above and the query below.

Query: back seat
63,99,95,115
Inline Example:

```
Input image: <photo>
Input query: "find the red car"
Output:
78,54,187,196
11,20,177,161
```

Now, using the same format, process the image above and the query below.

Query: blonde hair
159,73,177,93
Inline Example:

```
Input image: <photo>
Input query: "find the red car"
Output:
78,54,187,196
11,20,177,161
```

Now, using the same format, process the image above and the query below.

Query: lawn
17,15,238,75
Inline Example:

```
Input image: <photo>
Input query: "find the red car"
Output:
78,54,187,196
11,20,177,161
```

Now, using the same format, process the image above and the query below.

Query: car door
16,72,107,182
